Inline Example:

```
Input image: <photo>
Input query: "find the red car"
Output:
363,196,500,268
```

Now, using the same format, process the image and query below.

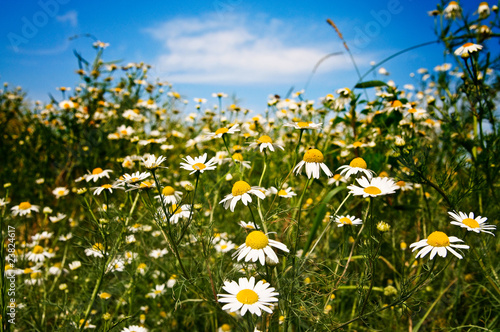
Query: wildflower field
1,2,500,331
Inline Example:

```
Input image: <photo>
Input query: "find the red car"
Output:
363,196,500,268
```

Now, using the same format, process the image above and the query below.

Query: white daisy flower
208,124,240,139
334,215,363,227
395,180,414,191
156,204,191,224
52,187,69,199
167,275,177,288
31,231,53,241
328,174,347,186
49,213,67,223
215,239,236,253
409,231,469,259
218,277,279,316
268,187,297,198
116,125,135,137
85,243,105,258
117,171,151,185
180,153,217,175
69,261,81,270
454,42,483,58
284,121,322,130
337,157,376,179
11,201,39,216
293,149,333,179
248,135,284,153
121,325,148,332
149,248,168,259
147,284,166,298
107,258,125,273
239,221,258,230
154,186,182,205
219,181,266,212
25,245,55,262
233,231,289,266
448,211,496,235
92,183,121,196
444,1,461,19
126,180,156,191
477,2,490,18
142,154,167,170
347,177,399,198
84,168,113,182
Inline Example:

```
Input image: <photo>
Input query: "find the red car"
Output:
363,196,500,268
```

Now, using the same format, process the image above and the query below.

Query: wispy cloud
56,10,78,28
144,14,366,85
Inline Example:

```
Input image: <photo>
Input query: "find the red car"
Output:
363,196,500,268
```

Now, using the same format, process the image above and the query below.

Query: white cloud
56,10,78,28
144,14,363,85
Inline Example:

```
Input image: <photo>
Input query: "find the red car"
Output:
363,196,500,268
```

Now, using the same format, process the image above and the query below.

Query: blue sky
0,0,495,112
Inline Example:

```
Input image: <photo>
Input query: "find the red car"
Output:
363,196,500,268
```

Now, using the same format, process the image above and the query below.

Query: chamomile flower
454,43,483,58
147,284,166,298
444,1,461,19
92,183,121,196
142,154,167,170
334,215,363,227
149,248,168,258
347,177,398,198
85,243,105,258
154,186,182,205
268,187,297,198
117,171,151,185
233,231,289,265
156,205,191,224
49,213,67,223
52,187,69,199
121,326,148,332
180,153,217,175
11,201,39,216
239,221,258,230
337,157,376,179
209,124,240,139
218,277,279,316
25,245,55,262
248,135,284,152
293,149,333,179
215,239,236,253
409,231,469,259
284,121,322,130
395,180,414,191
219,181,265,212
328,174,347,186
448,211,496,235
84,168,113,182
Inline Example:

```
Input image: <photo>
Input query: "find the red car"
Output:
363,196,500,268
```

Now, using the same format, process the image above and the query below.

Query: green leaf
355,80,388,89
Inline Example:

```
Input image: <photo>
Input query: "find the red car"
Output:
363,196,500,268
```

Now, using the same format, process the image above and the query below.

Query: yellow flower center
462,218,480,228
303,149,324,163
232,181,251,196
297,121,310,128
92,168,103,175
278,189,288,196
93,243,104,251
352,142,363,148
33,245,44,254
192,163,206,170
102,184,112,189
257,135,273,144
24,268,33,274
333,174,341,180
396,180,406,187
31,272,42,279
391,100,403,108
154,289,162,294
232,153,243,162
236,289,259,304
130,177,139,183
220,244,228,250
349,157,367,169
170,204,183,215
120,130,128,135
221,324,232,332
408,108,417,114
140,181,153,188
245,231,269,250
364,186,382,195
19,202,32,210
137,263,147,269
463,42,474,48
215,128,229,135
162,186,175,196
339,217,352,225
427,231,450,247
99,292,111,299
